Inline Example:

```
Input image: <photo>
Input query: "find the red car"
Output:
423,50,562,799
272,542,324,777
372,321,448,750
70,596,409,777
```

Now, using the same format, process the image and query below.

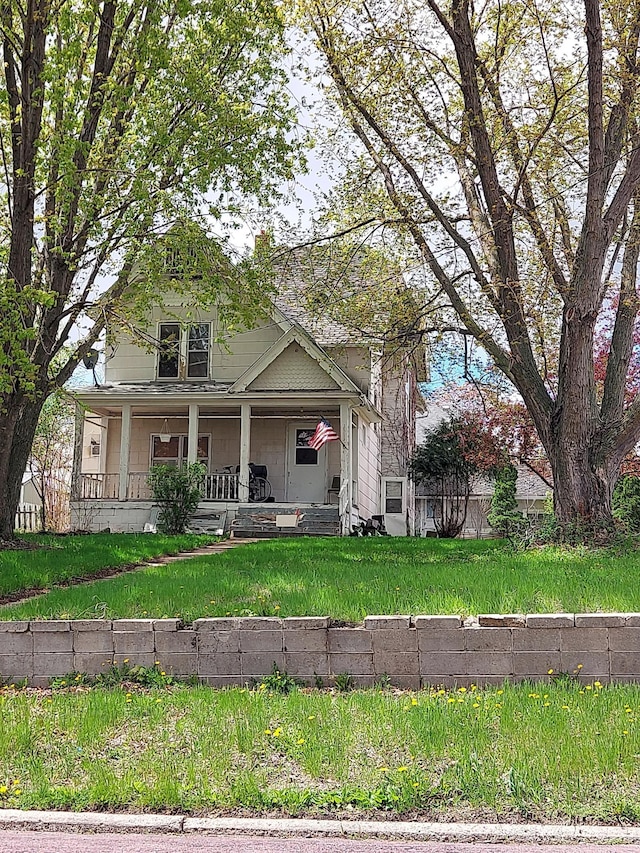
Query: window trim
382,476,407,516
149,432,211,470
156,322,211,381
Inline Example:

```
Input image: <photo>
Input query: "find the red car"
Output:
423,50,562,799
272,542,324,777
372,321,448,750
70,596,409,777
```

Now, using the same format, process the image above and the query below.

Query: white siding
105,305,282,385
356,419,381,518
327,346,371,395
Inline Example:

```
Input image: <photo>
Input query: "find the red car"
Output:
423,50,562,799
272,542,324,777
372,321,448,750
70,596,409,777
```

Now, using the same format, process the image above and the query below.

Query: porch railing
201,472,239,501
78,473,120,499
76,472,239,501
128,472,151,500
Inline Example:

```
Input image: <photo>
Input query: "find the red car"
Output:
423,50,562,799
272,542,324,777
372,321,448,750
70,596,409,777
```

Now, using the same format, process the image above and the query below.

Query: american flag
309,418,340,450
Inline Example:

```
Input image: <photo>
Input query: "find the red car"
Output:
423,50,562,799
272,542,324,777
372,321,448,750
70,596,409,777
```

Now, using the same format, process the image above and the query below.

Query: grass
0,533,215,601
1,679,640,821
3,536,640,621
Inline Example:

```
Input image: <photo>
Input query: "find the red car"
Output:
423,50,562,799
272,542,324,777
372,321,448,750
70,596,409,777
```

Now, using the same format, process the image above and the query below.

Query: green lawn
0,534,215,601
2,536,640,621
1,679,639,821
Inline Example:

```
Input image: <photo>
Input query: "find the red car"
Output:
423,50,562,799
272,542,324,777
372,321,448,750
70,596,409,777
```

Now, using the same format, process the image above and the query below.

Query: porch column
71,403,84,501
339,401,352,534
238,402,251,502
187,403,199,464
118,404,131,501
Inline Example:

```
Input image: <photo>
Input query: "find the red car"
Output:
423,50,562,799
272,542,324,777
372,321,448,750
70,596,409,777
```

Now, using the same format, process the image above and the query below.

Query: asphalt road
2,835,640,853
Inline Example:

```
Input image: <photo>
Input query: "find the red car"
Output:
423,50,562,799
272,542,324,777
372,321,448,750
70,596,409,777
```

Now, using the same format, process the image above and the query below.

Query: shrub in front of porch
147,463,206,534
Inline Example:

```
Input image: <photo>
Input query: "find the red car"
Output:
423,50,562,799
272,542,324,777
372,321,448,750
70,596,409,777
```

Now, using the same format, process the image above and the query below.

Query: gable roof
231,326,362,394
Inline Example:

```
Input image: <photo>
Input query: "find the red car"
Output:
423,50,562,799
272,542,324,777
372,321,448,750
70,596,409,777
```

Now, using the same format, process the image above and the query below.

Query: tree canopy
295,0,640,533
0,0,302,539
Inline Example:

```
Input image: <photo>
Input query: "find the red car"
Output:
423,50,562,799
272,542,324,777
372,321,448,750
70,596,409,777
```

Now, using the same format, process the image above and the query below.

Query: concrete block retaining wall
2,613,640,688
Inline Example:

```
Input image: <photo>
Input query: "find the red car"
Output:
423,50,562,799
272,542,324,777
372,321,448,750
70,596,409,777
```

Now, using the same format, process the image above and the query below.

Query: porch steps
230,504,340,538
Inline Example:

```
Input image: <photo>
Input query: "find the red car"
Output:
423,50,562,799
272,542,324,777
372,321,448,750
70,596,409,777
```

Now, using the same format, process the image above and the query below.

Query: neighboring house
20,473,42,508
415,465,551,538
70,248,427,535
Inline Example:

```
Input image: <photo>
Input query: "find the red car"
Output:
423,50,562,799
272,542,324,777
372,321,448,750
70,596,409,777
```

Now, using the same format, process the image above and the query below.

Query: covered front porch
71,393,371,534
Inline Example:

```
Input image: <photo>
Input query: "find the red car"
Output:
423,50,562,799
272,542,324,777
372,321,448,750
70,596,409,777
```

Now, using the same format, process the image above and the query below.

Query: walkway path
0,538,262,608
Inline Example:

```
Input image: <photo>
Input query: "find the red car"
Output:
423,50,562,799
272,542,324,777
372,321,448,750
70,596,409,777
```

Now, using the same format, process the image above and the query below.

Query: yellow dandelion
562,705,570,710
297,738,305,745
412,782,419,788
13,789,21,796
0,786,7,795
411,697,418,706
160,671,166,676
473,702,480,708
594,681,602,688
585,685,592,691
123,659,129,664
577,664,583,670
264,729,272,735
378,766,389,772
496,689,504,695
623,730,629,735
308,715,316,720
458,687,467,693
272,727,282,737
543,702,550,707
547,669,554,675
398,766,408,772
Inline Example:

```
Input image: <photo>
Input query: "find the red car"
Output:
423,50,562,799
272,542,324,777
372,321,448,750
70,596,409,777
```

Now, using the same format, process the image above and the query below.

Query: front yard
2,536,639,621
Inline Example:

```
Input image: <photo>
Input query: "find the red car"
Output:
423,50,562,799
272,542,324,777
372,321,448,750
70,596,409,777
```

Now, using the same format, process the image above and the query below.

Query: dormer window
157,322,210,379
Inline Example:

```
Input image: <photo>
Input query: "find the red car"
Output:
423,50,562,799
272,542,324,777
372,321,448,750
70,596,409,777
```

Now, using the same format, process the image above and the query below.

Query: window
294,428,318,465
158,324,180,378
157,323,210,379
165,245,202,279
384,479,404,514
151,434,210,469
89,436,101,457
187,324,210,378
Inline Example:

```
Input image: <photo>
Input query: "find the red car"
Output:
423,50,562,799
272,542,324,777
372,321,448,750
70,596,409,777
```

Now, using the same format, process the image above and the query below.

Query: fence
15,503,41,532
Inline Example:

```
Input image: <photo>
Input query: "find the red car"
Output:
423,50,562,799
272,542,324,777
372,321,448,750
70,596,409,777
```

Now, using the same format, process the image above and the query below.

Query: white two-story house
71,247,426,535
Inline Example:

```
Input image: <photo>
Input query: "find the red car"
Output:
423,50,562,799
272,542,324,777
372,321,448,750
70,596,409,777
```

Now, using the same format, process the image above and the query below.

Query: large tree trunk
548,440,618,527
0,395,46,540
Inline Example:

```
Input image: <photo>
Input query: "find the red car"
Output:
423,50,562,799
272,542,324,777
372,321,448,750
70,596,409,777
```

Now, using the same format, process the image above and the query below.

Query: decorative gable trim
230,326,361,394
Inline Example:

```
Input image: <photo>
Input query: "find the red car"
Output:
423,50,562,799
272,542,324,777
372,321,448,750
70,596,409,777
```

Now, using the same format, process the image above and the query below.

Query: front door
286,424,328,503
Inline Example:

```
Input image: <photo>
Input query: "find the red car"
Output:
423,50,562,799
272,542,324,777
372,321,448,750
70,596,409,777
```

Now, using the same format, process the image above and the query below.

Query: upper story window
187,323,210,378
158,323,181,377
157,322,210,379
165,245,202,279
